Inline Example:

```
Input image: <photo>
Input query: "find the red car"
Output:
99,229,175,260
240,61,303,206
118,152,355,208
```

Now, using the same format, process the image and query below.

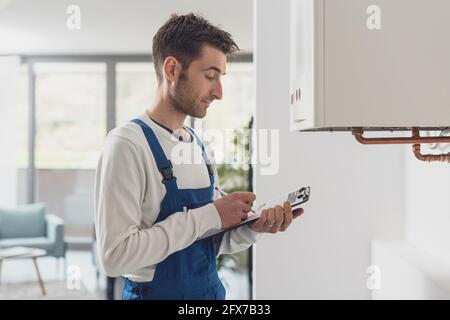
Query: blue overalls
122,119,226,300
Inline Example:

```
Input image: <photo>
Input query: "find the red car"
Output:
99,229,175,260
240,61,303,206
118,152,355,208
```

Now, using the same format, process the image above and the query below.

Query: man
95,13,304,300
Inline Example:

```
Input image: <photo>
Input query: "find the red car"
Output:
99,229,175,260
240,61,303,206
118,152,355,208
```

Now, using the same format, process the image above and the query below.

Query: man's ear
162,56,181,83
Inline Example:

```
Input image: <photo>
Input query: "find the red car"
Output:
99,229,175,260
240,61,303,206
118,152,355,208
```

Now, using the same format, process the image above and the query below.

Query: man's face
169,44,226,119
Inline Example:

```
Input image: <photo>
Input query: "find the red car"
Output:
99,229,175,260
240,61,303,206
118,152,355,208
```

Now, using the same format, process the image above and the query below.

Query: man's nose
212,81,223,100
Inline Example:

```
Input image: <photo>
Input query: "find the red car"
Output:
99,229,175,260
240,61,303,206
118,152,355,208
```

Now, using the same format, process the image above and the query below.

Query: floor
0,250,250,300
0,250,106,299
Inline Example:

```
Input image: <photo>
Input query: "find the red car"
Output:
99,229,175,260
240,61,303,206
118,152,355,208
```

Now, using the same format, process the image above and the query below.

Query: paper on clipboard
197,186,310,241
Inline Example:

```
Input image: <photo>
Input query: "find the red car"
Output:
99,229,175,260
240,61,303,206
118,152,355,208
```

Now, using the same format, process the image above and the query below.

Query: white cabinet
290,0,450,131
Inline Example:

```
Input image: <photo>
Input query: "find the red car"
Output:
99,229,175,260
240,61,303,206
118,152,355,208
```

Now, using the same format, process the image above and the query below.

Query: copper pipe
352,128,450,145
352,127,450,163
412,144,450,163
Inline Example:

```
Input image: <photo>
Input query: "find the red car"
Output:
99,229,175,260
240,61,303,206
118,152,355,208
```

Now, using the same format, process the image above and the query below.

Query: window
116,63,156,126
35,63,106,169
34,63,106,240
20,56,253,299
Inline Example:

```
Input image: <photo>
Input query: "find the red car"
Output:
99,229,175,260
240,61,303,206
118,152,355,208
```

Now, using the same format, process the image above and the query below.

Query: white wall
253,0,405,299
369,147,450,299
371,240,450,300
372,146,450,299
405,147,450,264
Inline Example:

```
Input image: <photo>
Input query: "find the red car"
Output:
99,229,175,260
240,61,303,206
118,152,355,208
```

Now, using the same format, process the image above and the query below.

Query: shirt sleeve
94,133,222,277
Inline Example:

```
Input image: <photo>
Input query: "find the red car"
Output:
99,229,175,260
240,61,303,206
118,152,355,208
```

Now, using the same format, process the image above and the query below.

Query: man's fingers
252,209,268,229
239,202,253,213
266,208,275,228
293,208,304,219
273,205,284,231
281,202,293,231
234,192,256,204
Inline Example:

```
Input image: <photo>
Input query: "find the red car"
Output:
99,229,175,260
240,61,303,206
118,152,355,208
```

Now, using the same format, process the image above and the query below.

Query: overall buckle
159,160,174,183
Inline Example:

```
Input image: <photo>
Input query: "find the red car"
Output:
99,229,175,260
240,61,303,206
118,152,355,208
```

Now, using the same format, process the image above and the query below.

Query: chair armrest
46,214,64,240
46,214,65,257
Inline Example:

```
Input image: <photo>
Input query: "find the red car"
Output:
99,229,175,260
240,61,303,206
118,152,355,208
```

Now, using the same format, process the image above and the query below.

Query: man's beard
169,72,207,119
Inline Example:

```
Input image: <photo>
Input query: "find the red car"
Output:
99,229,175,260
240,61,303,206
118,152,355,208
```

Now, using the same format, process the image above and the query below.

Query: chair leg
96,270,100,288
63,256,67,279
56,258,60,280
33,257,46,296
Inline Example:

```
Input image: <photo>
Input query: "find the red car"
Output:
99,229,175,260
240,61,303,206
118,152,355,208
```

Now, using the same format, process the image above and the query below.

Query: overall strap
130,119,175,184
185,126,215,177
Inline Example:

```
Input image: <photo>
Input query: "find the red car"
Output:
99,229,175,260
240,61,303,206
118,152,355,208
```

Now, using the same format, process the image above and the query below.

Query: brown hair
152,13,239,84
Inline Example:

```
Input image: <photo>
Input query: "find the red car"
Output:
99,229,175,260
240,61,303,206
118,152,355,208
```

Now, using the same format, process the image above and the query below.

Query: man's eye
206,75,215,80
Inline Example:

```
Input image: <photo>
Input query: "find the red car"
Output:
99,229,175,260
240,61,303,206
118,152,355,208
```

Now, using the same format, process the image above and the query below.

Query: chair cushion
0,237,53,251
0,203,47,239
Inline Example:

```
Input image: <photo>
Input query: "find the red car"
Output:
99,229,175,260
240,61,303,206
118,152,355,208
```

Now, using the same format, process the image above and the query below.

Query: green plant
216,127,251,273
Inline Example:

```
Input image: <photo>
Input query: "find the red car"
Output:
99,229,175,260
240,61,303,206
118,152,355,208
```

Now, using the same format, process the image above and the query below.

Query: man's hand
249,202,304,233
213,192,256,229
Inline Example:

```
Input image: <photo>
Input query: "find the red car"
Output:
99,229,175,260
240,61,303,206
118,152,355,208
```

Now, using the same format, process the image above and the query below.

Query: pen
215,187,304,211
214,187,228,197
214,187,259,214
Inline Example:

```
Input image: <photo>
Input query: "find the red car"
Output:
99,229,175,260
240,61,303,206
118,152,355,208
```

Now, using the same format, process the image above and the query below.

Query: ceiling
0,0,253,55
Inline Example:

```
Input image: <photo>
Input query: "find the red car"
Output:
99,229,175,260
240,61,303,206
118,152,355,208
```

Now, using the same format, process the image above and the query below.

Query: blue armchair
0,203,66,259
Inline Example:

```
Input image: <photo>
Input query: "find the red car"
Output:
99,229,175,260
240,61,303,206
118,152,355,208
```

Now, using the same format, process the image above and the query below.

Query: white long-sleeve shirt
94,111,260,282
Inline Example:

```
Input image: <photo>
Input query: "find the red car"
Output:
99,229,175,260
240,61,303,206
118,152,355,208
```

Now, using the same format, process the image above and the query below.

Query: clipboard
197,186,311,241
